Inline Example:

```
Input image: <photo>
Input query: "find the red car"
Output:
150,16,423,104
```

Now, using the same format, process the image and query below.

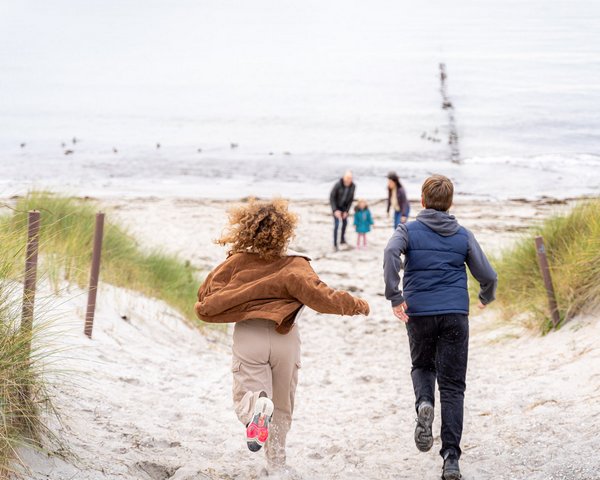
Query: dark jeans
406,313,469,459
393,206,410,229
393,211,402,229
333,215,348,246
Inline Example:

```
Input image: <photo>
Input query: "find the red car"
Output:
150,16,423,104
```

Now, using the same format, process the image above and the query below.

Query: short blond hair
422,175,454,211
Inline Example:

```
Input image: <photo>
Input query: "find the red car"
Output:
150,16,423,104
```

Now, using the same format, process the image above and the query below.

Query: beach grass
489,199,600,332
1,192,200,324
0,231,58,476
0,192,203,472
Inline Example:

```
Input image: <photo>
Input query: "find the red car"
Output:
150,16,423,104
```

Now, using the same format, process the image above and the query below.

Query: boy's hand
334,210,343,219
477,302,487,310
356,299,370,316
392,302,409,323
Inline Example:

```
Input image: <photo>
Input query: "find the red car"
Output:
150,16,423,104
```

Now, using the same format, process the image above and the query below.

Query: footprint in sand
119,377,142,385
325,445,342,455
345,285,362,292
136,461,180,480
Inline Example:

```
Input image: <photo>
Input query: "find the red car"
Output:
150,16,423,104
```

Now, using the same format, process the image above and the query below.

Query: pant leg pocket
231,360,243,401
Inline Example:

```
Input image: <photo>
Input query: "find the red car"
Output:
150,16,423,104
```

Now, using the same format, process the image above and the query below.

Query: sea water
1,0,599,200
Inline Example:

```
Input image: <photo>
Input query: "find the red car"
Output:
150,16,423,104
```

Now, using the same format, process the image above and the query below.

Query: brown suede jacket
195,252,369,334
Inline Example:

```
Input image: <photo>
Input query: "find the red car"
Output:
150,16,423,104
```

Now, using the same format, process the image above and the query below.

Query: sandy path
18,198,600,480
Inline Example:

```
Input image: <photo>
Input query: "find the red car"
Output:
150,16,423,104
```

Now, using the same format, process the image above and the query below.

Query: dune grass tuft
0,231,58,476
0,191,204,472
491,199,600,332
1,192,200,323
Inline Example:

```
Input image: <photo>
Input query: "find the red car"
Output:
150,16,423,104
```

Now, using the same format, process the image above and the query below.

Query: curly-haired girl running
195,198,369,475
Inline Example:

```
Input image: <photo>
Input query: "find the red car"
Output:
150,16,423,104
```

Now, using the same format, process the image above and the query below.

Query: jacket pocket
232,360,241,373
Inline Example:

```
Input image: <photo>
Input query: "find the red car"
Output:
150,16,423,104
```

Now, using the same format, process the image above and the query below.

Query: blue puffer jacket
403,221,469,315
383,209,498,316
354,208,373,233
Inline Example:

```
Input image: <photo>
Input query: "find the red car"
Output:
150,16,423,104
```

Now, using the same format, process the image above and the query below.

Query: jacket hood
416,209,460,237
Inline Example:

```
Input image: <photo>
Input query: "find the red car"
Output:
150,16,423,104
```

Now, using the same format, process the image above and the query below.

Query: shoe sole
443,470,461,480
415,403,434,452
246,397,274,452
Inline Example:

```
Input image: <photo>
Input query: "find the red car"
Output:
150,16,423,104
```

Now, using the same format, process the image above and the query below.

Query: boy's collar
419,208,454,217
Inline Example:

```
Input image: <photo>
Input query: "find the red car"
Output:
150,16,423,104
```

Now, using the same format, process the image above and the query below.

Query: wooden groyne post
535,236,561,328
84,212,105,338
21,210,41,353
439,63,461,164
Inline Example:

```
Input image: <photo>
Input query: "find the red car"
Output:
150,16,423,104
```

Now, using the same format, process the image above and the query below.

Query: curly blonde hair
217,198,298,260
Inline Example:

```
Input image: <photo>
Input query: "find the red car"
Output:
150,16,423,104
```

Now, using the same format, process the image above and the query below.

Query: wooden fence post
535,236,561,328
21,210,41,352
84,212,105,338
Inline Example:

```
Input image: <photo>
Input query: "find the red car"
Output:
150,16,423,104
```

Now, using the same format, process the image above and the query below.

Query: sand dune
17,198,600,480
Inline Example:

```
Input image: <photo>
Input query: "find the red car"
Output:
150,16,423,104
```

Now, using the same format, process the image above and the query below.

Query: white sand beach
3,0,600,478
14,197,600,480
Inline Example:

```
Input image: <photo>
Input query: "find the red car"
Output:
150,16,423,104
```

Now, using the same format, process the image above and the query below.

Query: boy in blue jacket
383,174,497,480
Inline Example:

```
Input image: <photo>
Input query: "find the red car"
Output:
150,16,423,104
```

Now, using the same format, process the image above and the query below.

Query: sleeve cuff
478,294,495,305
391,296,405,307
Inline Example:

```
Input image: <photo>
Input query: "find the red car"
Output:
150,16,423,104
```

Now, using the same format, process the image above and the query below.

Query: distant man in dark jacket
329,171,355,251
383,174,497,480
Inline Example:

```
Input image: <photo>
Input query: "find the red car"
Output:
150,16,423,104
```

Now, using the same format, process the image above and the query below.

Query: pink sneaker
246,395,274,452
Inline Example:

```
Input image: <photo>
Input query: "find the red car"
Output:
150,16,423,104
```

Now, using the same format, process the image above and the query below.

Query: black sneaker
414,401,434,452
442,452,461,480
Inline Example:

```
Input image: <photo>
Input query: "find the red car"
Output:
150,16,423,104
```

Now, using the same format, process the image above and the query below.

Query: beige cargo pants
232,319,301,468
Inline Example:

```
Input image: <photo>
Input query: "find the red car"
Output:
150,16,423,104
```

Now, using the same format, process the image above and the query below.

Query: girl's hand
356,299,370,316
